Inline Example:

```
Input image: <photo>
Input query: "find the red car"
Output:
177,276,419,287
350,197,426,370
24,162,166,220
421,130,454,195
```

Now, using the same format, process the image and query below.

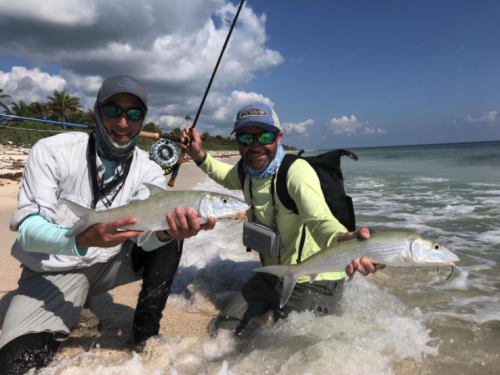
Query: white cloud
324,115,385,137
0,0,98,25
0,67,66,104
282,119,314,137
364,127,387,135
0,1,284,135
324,115,366,137
158,115,186,129
465,111,499,125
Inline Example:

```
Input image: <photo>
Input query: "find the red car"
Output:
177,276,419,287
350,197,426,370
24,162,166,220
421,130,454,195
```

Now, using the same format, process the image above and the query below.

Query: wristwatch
194,151,207,166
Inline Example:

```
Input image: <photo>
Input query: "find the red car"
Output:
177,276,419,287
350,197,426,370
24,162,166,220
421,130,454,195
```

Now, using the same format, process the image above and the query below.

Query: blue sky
0,0,498,149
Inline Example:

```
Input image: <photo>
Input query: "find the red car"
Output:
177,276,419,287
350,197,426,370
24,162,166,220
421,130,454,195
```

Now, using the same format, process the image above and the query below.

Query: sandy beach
0,144,240,359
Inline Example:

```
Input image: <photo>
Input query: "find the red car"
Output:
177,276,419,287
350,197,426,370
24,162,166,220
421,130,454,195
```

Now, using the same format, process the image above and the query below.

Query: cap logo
117,78,137,89
239,107,267,119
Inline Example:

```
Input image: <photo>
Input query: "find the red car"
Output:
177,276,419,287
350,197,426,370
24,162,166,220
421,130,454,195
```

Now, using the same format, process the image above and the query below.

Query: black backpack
237,149,358,263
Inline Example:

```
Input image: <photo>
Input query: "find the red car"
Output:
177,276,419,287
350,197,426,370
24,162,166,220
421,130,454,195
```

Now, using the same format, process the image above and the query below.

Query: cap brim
231,122,279,134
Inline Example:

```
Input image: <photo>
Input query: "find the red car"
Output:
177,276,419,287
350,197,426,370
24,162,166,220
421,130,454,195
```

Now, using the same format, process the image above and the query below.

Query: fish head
409,236,460,266
199,193,250,221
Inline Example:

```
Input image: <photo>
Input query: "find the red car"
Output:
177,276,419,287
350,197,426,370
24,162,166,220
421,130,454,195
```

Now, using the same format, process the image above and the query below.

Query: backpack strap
237,158,245,192
276,153,301,213
276,152,308,263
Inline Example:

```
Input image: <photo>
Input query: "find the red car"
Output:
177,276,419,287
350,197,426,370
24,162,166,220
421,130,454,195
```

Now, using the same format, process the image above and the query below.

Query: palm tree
200,131,211,142
169,127,182,138
0,89,11,112
9,100,31,117
82,109,96,126
5,100,31,128
29,102,50,119
184,114,192,128
143,122,161,134
47,90,83,130
68,109,95,127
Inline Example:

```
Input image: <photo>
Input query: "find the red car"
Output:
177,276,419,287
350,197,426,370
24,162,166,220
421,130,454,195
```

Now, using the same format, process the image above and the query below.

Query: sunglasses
236,131,278,146
101,104,146,121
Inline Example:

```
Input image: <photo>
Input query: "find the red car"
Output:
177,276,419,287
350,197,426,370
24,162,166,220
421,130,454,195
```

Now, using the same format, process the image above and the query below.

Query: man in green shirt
182,102,384,335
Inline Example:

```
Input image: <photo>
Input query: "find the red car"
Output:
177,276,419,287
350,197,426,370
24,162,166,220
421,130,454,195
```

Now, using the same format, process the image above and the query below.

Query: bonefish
254,231,460,308
61,183,249,245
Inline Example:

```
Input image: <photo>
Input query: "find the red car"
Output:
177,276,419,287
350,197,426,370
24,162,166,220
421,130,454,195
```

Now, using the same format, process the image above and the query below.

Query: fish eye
434,243,441,251
220,197,229,204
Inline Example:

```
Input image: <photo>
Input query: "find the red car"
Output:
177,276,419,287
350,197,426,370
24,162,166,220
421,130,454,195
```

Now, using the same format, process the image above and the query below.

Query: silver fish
61,183,249,245
254,231,460,308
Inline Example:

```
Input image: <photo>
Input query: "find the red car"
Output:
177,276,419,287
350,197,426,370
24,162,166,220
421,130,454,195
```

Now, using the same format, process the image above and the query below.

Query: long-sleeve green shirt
199,153,347,282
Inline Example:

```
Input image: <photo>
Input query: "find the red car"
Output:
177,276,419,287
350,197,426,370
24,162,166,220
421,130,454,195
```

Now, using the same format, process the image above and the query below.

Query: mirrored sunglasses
101,104,145,121
236,131,278,146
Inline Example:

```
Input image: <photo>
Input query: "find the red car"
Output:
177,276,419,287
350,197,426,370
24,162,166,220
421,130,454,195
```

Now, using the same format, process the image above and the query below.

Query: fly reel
149,138,180,175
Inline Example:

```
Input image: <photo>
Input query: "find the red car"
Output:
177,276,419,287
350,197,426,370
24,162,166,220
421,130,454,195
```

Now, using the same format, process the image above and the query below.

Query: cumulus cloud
282,119,314,137
364,127,386,135
0,0,98,26
158,115,186,130
149,90,274,133
465,111,499,125
0,67,66,104
0,1,284,132
323,115,385,137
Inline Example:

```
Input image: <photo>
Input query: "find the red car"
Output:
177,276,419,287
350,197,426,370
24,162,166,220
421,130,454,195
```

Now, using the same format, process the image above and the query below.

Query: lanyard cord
248,174,281,265
88,133,133,209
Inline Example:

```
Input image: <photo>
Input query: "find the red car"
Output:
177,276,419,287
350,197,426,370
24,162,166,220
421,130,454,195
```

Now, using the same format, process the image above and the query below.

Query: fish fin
309,273,319,283
143,182,167,197
60,198,92,237
253,264,291,278
137,231,154,246
280,275,299,308
253,265,298,308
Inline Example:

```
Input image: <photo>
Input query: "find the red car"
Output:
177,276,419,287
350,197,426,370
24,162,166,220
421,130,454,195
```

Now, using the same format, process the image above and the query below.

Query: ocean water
48,141,500,375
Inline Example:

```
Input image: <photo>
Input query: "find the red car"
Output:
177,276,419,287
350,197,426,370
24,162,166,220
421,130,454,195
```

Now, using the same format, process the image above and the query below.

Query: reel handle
138,131,160,140
139,131,188,144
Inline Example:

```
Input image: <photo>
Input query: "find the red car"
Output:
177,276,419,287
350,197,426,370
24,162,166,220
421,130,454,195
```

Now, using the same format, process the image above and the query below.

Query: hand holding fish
255,231,460,308
331,227,387,277
76,217,143,248
62,188,248,247
164,207,216,241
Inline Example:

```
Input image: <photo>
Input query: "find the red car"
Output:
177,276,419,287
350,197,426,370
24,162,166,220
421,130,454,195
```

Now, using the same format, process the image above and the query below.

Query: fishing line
453,0,468,127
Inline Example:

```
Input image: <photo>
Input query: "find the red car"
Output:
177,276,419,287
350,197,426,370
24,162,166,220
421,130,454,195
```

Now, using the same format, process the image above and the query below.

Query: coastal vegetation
0,89,297,151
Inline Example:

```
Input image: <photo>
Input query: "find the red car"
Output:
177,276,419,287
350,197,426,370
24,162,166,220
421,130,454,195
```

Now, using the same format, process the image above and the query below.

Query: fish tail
253,264,299,308
60,198,93,237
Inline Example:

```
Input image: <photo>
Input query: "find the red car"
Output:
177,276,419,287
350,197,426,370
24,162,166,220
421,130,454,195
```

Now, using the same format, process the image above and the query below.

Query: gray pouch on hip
243,221,281,258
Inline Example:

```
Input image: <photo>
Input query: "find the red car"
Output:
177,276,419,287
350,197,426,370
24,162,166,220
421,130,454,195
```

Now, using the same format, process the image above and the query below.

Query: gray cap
97,75,148,109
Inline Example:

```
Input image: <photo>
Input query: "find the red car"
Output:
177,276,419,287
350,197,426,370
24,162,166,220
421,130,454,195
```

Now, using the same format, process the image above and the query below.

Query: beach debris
0,172,22,181
254,231,460,308
61,183,249,246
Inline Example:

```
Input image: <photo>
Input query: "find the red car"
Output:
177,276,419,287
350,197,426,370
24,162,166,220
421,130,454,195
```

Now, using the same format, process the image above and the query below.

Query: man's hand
331,227,387,277
162,207,216,242
181,127,205,163
75,217,142,248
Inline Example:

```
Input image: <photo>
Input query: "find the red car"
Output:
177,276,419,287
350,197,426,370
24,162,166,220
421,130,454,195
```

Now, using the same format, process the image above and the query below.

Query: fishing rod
167,0,245,187
0,113,187,175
